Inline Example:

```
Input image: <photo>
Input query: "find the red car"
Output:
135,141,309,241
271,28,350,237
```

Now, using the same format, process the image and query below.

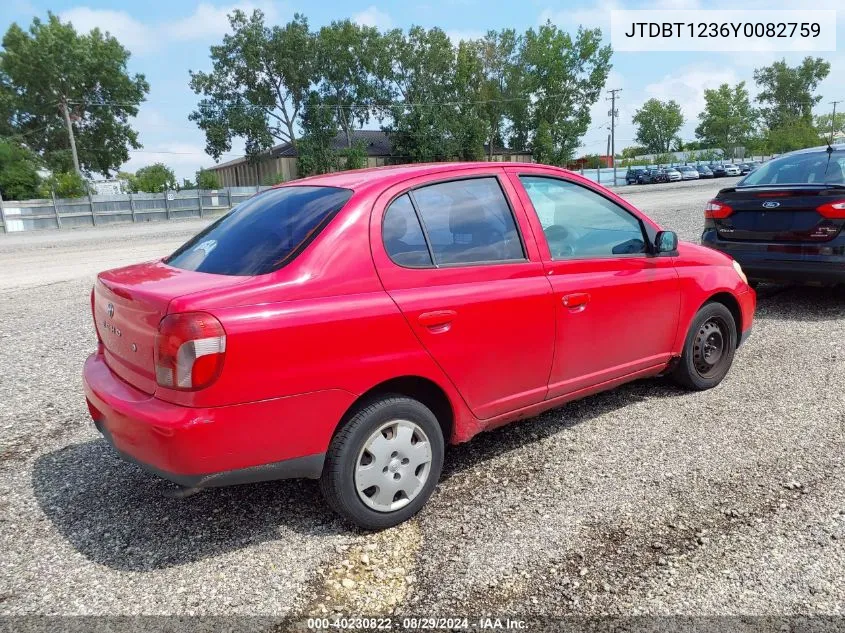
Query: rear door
371,169,555,420
508,169,680,398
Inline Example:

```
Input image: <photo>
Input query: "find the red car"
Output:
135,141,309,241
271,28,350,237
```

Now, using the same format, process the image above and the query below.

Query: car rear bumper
83,352,357,486
701,230,845,283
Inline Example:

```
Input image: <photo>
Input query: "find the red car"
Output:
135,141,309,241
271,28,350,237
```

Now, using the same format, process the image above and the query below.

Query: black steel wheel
670,302,737,390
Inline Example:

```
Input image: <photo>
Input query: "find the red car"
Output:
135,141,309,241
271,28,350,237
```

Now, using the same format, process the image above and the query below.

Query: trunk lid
94,260,248,394
714,186,845,243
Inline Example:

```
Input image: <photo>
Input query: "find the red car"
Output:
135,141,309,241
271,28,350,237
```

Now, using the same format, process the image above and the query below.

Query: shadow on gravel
440,377,684,480
754,283,845,322
32,439,342,572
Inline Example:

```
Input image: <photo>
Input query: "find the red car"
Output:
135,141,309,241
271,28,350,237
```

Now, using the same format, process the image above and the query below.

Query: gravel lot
1,176,844,621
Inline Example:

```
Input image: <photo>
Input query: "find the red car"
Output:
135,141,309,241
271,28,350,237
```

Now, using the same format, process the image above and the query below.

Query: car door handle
562,293,591,308
418,310,456,330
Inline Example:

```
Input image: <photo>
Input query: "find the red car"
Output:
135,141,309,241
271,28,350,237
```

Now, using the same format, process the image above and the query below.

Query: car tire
670,302,737,391
319,395,444,530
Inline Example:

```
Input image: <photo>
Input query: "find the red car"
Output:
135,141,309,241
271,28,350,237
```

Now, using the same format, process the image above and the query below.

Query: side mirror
654,230,678,253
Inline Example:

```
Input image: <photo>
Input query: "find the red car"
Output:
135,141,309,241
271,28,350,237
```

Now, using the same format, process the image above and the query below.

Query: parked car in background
626,168,648,185
677,165,700,180
710,164,728,177
737,163,753,175
723,164,741,176
701,145,845,285
648,168,669,183
83,161,756,529
663,167,683,182
696,165,714,178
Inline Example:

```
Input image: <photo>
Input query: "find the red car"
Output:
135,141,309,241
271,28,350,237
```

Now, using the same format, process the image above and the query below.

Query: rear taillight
705,199,733,219
154,312,226,391
817,200,845,219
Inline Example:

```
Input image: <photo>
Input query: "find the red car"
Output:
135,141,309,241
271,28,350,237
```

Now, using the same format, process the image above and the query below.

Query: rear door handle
562,293,590,308
418,310,456,330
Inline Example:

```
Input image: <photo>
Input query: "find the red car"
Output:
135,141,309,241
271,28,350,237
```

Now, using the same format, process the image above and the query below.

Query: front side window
167,186,352,276
519,176,647,260
411,177,524,265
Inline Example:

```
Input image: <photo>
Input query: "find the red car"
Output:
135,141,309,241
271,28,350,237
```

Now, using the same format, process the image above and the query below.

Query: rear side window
167,186,352,276
411,177,524,265
741,151,845,186
383,195,433,267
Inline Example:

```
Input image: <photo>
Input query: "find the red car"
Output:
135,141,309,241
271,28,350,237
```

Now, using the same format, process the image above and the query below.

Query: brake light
154,312,226,391
705,199,733,219
817,200,845,219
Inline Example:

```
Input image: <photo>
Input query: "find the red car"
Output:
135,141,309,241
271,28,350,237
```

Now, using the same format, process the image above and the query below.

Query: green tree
513,23,612,165
195,168,219,189
133,163,176,193
0,13,149,176
338,141,367,170
754,57,830,130
633,99,684,154
316,20,380,148
0,138,43,200
116,170,137,192
766,118,822,154
478,29,521,159
695,82,757,156
189,11,316,160
451,40,487,160
621,145,649,159
39,171,86,198
815,112,845,141
297,92,340,176
261,172,286,186
380,27,459,162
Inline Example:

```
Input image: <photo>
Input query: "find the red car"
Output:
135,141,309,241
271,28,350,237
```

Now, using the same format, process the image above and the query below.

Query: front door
510,172,681,399
372,171,555,420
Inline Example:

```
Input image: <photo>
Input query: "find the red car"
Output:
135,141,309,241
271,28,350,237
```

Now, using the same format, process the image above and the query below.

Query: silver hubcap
355,420,432,513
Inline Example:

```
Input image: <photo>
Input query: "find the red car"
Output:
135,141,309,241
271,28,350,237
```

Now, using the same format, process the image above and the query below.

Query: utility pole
607,88,622,185
60,98,81,176
829,100,842,144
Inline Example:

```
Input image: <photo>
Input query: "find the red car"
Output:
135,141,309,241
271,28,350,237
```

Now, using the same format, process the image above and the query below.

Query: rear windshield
739,151,845,187
167,186,352,276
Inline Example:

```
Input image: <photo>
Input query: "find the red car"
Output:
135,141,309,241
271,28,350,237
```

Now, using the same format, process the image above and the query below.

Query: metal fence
0,186,271,234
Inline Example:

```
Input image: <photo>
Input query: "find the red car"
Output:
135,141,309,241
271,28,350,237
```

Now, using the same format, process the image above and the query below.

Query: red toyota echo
83,163,756,529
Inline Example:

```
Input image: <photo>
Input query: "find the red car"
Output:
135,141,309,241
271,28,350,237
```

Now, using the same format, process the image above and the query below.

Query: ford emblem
762,201,780,209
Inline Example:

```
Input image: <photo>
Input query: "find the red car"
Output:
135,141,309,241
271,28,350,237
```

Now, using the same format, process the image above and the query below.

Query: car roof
275,161,548,191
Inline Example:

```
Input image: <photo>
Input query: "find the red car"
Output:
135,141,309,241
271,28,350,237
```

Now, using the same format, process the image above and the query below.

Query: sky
2,0,843,180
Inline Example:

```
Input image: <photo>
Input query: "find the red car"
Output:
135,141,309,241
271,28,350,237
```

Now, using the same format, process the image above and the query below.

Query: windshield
739,151,845,187
167,185,352,276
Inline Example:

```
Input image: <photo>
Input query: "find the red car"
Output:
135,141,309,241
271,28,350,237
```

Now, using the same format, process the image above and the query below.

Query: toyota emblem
107,303,114,318
762,201,780,209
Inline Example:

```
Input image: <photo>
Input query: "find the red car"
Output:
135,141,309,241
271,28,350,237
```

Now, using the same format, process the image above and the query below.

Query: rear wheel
320,395,444,530
670,302,737,391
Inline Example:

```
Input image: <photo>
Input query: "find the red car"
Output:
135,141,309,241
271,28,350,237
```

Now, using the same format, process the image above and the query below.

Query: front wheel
670,302,737,391
320,395,444,530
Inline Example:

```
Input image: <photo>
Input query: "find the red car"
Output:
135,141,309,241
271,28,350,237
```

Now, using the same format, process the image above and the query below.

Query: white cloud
539,0,623,32
59,7,155,54
165,2,279,41
352,6,393,30
59,2,281,54
445,29,485,45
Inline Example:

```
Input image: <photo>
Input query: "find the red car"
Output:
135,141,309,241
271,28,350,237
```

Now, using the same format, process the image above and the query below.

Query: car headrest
383,208,408,242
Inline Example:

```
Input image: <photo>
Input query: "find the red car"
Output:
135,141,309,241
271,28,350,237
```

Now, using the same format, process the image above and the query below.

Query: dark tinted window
740,151,845,186
167,186,352,276
383,194,433,267
520,176,646,259
412,177,524,265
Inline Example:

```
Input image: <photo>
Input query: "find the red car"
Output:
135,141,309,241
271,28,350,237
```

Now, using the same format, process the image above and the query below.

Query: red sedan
83,163,755,529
